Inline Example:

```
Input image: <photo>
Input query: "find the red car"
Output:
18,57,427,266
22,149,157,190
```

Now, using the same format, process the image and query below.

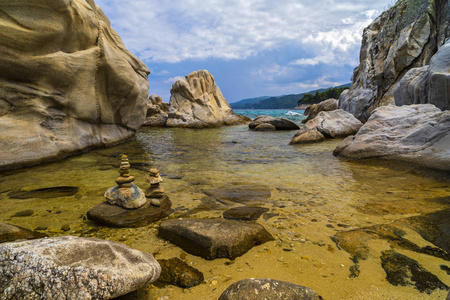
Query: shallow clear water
0,119,449,299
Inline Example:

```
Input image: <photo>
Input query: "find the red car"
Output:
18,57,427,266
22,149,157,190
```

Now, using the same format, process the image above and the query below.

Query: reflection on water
0,126,449,299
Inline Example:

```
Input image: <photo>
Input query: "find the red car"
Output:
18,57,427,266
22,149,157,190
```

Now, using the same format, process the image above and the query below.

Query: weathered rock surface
254,123,277,131
339,0,450,121
0,236,161,299
203,185,271,206
302,98,338,123
87,195,173,228
395,41,450,110
333,104,450,171
249,115,300,130
143,95,169,127
222,206,270,221
156,257,204,288
290,109,363,144
158,218,274,260
218,278,318,300
166,70,250,128
0,0,150,170
0,222,47,244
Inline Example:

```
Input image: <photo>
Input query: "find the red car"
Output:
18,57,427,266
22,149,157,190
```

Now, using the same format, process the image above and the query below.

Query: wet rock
253,123,276,131
11,209,34,217
87,195,173,228
381,250,448,294
0,222,47,243
333,104,450,172
249,116,300,130
8,186,79,199
156,257,204,288
158,218,274,260
218,278,318,300
202,185,271,206
289,130,326,144
223,206,270,221
0,236,161,299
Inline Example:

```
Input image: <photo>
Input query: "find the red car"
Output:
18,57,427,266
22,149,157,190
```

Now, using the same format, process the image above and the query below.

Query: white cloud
164,76,184,84
96,0,391,64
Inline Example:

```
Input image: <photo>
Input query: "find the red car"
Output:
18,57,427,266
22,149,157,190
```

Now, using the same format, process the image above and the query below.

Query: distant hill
231,83,351,109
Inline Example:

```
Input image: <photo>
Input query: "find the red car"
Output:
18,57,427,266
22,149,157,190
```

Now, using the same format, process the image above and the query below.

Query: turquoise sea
234,109,306,123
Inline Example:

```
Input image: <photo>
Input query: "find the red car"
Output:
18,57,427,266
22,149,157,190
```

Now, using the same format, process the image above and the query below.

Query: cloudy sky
96,0,393,103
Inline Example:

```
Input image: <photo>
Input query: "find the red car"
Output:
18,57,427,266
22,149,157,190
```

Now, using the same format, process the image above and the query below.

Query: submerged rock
218,278,318,300
166,70,250,128
156,257,204,288
87,195,172,228
253,123,276,131
8,186,79,199
0,0,150,170
222,206,270,221
0,222,47,244
249,115,300,130
203,185,271,206
333,104,450,171
381,250,448,294
0,236,161,299
158,218,274,260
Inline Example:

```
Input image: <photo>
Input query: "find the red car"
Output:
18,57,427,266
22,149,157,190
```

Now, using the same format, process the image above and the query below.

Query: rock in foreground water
0,222,47,244
333,104,450,171
159,218,274,260
0,236,161,299
249,115,300,130
218,278,318,300
156,257,204,288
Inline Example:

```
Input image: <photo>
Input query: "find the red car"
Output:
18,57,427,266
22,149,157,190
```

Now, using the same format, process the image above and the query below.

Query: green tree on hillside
297,87,348,105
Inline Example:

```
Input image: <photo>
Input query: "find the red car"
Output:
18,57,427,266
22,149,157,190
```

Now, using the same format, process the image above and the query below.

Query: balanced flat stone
87,195,173,228
158,218,274,260
0,236,161,299
218,278,318,300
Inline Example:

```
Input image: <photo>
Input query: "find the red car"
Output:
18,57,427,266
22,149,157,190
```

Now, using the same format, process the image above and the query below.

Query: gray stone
87,195,173,228
339,0,449,121
158,218,274,260
166,70,250,128
104,183,146,209
0,0,150,170
0,236,161,299
302,98,338,123
0,222,47,244
218,278,318,300
249,115,300,130
333,104,450,171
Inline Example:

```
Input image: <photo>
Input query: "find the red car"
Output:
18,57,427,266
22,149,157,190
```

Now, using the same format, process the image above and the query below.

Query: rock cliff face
143,95,169,127
340,0,450,121
166,70,250,128
0,0,150,170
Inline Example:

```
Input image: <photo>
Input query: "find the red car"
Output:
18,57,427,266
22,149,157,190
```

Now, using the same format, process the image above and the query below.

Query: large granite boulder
166,70,250,128
0,222,47,244
249,115,300,130
395,41,450,110
0,0,150,170
333,104,450,171
143,95,169,127
0,236,161,299
218,278,318,300
339,0,450,121
158,218,274,260
302,98,338,123
290,109,363,144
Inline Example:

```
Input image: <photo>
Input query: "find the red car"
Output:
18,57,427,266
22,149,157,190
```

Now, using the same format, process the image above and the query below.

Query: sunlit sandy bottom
1,126,449,299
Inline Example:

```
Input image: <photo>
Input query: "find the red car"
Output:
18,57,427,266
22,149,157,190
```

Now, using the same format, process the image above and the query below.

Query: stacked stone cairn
145,168,165,207
104,155,146,209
